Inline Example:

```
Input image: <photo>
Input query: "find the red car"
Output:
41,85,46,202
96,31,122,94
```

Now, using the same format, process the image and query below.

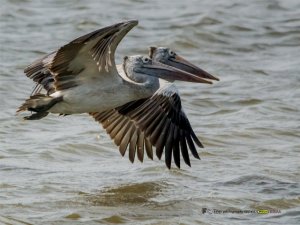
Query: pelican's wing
24,51,56,95
90,84,203,169
24,20,138,92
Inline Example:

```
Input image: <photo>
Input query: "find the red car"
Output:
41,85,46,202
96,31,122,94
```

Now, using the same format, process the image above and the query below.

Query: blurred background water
0,0,300,224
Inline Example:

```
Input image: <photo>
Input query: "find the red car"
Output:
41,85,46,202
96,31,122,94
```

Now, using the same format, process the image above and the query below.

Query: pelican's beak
166,55,219,81
142,61,213,84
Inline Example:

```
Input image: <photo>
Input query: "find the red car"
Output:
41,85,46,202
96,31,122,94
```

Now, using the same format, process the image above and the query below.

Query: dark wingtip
129,157,134,163
127,19,138,24
156,146,163,160
194,153,201,160
119,147,126,157
191,149,201,160
166,161,171,169
123,20,138,27
191,132,204,148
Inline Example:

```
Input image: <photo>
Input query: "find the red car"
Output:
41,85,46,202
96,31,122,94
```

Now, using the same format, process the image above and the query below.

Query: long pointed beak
142,61,213,84
168,55,219,81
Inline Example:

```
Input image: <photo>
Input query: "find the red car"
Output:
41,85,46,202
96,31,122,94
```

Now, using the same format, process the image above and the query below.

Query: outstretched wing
24,51,56,95
24,20,138,92
90,84,203,169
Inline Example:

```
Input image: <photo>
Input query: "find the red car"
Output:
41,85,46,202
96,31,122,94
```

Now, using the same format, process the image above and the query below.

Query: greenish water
0,0,299,224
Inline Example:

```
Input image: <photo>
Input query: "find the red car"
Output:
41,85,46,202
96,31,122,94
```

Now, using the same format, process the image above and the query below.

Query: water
1,0,300,224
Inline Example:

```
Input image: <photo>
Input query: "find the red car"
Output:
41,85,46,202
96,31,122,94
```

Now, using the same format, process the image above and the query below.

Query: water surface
1,0,300,224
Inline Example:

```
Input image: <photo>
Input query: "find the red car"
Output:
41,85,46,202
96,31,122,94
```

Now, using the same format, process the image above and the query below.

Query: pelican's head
149,47,219,81
123,55,212,84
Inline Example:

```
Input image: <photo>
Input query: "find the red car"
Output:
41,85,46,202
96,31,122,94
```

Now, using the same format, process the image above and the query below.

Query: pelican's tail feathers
17,94,62,120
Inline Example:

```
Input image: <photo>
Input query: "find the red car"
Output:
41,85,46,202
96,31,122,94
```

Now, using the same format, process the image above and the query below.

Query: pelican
17,20,218,168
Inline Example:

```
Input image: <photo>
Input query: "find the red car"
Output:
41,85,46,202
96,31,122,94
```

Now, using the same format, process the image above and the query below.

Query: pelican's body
18,20,219,169
49,77,157,114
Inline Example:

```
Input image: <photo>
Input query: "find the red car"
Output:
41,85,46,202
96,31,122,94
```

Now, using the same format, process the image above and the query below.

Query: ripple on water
0,215,33,225
251,197,300,210
222,175,295,187
220,175,300,199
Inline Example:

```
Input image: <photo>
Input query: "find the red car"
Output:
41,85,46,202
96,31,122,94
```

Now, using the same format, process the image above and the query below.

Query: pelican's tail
17,94,62,120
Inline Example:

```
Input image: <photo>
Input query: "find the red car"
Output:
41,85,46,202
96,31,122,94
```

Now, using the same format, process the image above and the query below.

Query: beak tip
214,75,220,81
204,74,219,81
206,75,219,81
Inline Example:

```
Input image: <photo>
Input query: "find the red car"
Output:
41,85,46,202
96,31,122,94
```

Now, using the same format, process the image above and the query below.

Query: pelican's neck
117,64,159,90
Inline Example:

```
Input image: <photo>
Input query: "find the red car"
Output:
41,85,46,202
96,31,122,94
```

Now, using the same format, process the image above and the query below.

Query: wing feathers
186,133,200,159
90,84,203,168
136,131,145,162
180,131,191,167
173,127,181,168
119,124,133,156
155,118,171,160
129,129,138,163
164,123,175,169
144,138,153,160
150,115,168,145
25,21,138,93
113,119,130,146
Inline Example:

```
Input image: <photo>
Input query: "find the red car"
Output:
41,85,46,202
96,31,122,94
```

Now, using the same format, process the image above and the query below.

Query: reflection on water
1,0,300,224
85,181,166,206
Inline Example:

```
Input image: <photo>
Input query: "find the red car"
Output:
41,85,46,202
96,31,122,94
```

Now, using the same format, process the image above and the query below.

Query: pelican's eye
168,50,176,57
142,57,151,63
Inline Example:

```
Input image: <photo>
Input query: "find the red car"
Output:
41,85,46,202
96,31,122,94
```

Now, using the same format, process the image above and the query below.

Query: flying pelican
17,20,218,168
